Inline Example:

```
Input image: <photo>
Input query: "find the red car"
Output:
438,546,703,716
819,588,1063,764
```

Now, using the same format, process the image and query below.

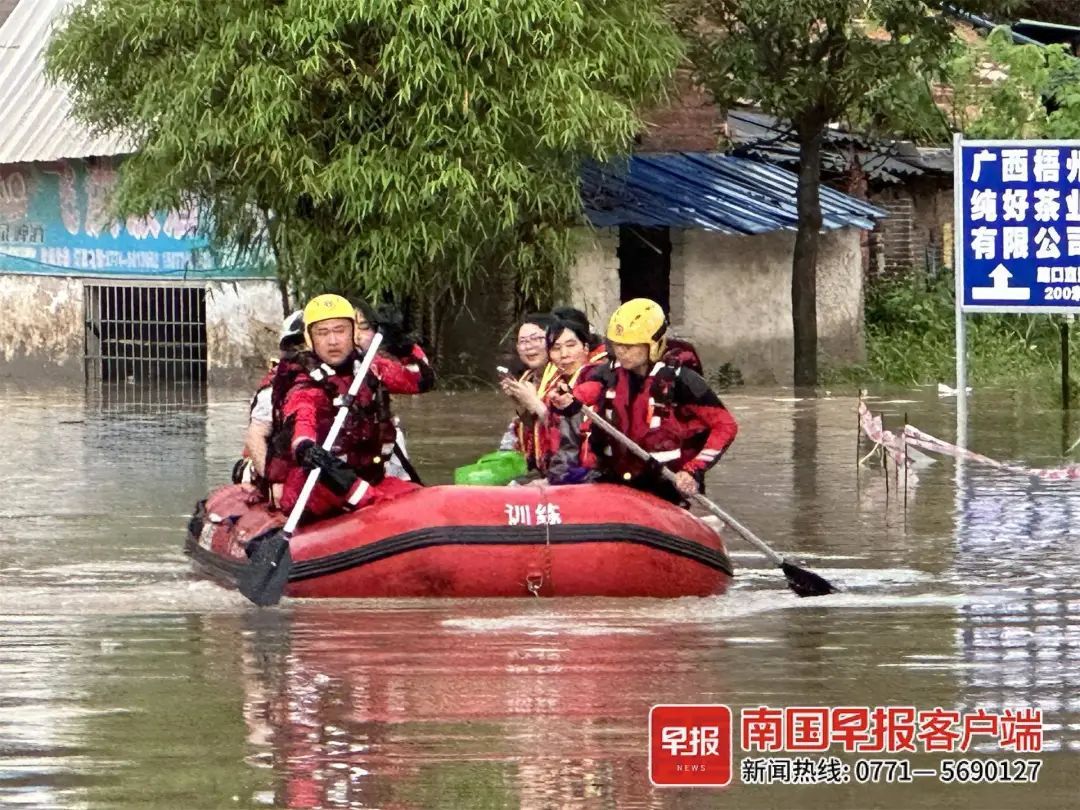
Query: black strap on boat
286,522,733,581
391,440,423,485
186,521,734,584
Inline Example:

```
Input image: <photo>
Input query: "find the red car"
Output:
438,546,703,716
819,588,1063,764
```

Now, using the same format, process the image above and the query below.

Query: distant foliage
1011,1,1080,27
671,0,1011,386
828,269,1076,391
673,0,1012,136
852,23,1080,144
947,28,1080,139
45,1,681,303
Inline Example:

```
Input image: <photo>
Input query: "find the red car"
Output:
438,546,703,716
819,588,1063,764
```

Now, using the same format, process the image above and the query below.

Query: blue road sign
956,139,1080,313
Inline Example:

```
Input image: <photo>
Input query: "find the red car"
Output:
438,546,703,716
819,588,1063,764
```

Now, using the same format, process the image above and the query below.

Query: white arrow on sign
971,263,1031,301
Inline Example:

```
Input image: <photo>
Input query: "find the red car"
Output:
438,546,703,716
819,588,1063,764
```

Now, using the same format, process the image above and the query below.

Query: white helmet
279,310,305,349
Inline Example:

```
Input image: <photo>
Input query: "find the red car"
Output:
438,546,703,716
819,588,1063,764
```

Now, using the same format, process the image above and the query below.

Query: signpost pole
1062,315,1071,410
954,132,968,449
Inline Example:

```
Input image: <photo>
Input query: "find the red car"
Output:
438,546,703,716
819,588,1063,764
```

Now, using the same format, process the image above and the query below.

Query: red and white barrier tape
858,399,1080,481
858,399,910,468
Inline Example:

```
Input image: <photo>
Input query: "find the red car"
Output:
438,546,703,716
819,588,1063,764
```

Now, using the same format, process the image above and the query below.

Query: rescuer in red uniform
555,298,737,503
277,294,433,519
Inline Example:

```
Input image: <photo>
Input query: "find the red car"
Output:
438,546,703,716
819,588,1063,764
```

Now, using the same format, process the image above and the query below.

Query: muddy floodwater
0,382,1077,808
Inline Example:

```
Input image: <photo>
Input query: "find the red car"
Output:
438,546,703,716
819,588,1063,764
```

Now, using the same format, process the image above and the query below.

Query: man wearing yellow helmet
273,293,433,519
552,298,737,503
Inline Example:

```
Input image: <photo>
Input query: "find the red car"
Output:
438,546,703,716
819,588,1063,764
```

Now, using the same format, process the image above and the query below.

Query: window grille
84,283,207,403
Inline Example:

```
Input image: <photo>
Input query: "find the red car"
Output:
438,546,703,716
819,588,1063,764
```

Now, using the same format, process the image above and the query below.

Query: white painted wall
567,226,866,385
566,227,620,331
679,227,864,384
0,273,283,384
205,279,283,384
0,274,84,378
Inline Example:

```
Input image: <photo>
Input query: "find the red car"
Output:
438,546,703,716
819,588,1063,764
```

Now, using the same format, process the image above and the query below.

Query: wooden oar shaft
580,404,784,566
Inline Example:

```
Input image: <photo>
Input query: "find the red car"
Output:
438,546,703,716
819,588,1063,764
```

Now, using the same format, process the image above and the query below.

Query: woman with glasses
501,313,599,480
497,313,557,476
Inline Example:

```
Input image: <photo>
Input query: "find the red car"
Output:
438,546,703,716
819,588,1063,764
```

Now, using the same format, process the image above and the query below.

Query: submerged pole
1061,315,1071,411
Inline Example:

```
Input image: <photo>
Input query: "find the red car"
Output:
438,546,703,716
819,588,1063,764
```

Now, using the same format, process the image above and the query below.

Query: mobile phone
496,365,513,380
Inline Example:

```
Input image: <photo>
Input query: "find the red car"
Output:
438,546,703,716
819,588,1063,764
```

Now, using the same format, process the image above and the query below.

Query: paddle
579,404,836,597
238,331,385,606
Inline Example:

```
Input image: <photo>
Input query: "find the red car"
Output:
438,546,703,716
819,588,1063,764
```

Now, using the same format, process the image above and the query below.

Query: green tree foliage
46,0,680,305
845,22,1080,144
673,0,1011,386
947,28,1080,138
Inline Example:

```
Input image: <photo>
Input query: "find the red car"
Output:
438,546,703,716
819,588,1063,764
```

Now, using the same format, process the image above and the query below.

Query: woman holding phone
501,316,593,479
496,313,556,475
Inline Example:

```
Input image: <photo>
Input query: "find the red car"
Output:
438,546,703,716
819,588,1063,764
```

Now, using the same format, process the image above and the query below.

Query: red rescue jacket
663,337,703,375
261,353,322,488
276,346,433,516
571,360,737,482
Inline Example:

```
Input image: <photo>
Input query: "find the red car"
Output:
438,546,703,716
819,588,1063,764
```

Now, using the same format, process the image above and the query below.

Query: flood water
0,382,1077,808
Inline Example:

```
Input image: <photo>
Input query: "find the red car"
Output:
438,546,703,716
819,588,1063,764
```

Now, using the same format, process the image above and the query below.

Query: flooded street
1,383,1077,808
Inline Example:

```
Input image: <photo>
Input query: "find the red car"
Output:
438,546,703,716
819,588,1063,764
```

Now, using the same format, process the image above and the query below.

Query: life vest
262,352,321,487
529,361,595,471
513,364,561,473
579,361,708,480
267,353,397,486
662,337,703,376
587,343,609,364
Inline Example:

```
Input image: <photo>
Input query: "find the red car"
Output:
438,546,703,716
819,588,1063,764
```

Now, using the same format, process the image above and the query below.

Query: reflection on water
954,472,1080,747
0,383,1078,808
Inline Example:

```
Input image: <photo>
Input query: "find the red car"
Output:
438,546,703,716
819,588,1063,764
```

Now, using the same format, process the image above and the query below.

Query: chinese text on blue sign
958,140,1080,313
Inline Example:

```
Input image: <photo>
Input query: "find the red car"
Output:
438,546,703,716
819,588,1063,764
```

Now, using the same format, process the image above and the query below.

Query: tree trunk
793,120,825,389
264,209,292,316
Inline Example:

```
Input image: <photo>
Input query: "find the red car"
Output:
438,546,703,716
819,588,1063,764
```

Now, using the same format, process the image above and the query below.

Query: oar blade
238,530,293,606
780,561,836,598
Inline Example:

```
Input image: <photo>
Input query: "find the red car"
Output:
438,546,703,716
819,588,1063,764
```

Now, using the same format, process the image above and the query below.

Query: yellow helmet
303,294,355,343
606,298,668,362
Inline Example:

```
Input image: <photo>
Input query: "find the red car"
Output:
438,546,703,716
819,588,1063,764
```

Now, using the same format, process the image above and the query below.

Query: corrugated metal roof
582,153,886,234
0,0,133,164
727,111,941,184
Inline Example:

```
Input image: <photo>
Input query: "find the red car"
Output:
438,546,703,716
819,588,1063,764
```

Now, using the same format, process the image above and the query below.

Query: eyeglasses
516,335,546,347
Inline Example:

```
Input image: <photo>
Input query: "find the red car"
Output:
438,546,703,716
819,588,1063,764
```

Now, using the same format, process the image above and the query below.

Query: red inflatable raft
185,483,733,598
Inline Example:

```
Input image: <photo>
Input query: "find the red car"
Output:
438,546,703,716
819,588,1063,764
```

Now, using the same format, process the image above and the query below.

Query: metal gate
84,283,207,390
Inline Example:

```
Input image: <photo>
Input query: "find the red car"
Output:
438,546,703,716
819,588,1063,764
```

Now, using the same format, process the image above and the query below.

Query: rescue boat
185,483,733,598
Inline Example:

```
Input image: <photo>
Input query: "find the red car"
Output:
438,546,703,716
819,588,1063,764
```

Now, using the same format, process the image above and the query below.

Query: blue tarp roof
581,153,886,235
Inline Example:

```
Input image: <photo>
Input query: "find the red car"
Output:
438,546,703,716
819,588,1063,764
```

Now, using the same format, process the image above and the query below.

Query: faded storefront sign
0,158,281,382
0,157,220,277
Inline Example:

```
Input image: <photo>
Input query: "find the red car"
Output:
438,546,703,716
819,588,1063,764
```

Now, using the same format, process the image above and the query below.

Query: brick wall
637,71,724,152
867,178,953,280
868,192,915,278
